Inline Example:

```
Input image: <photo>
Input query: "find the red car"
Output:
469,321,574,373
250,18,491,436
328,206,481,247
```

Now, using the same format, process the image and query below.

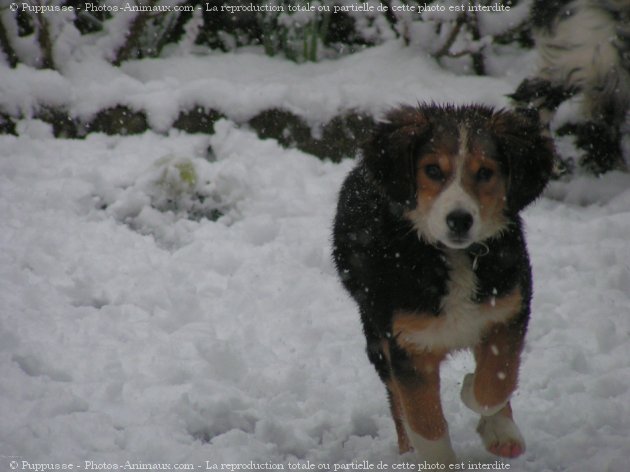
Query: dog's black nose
446,210,473,235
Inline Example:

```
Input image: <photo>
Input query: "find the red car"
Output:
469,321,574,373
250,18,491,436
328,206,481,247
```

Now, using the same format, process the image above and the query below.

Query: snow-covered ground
1,41,629,471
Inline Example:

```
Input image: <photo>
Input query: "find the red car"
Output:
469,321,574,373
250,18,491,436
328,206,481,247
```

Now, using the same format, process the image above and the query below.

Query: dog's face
363,104,554,249
408,125,508,248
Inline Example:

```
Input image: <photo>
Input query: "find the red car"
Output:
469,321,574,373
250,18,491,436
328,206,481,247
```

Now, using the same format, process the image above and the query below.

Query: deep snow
1,41,629,472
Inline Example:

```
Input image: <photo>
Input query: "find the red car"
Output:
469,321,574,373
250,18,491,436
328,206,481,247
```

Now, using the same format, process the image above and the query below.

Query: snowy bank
1,41,513,138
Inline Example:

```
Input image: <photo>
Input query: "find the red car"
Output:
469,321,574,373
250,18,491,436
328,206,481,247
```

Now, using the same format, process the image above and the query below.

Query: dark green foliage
250,109,312,148
0,112,16,135
557,122,627,175
35,107,79,138
87,106,149,136
15,7,35,37
196,2,264,52
67,1,113,34
173,107,225,135
249,108,375,162
0,8,18,67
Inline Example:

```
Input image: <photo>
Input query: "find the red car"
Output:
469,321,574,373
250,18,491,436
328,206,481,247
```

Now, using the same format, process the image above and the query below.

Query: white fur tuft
404,425,457,466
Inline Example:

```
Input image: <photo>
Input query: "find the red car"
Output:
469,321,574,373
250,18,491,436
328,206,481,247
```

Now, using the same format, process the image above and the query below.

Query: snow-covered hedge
0,0,530,158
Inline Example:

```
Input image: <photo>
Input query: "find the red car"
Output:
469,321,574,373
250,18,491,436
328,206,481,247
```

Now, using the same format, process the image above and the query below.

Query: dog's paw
407,429,457,466
477,413,525,459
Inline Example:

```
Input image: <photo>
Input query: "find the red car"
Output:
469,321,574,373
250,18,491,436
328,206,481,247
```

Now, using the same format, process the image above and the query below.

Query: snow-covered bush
101,153,245,247
390,0,532,75
193,0,395,63
0,1,530,69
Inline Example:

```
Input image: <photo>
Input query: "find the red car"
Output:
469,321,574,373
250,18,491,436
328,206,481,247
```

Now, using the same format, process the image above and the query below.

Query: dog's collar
434,241,489,270
468,242,489,258
468,242,489,271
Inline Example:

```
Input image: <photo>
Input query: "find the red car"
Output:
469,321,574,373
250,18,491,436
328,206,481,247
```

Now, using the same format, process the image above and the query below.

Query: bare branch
35,13,55,69
432,13,466,59
112,0,160,66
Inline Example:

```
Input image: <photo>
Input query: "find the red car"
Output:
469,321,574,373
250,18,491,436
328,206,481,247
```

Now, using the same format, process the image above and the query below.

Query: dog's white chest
399,251,516,351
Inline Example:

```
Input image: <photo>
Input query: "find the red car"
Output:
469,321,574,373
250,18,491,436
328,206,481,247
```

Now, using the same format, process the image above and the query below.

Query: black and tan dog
332,104,553,464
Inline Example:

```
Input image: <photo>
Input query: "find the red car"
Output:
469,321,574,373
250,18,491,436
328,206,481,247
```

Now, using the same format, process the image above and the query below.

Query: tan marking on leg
381,340,411,453
498,401,513,419
473,321,525,410
478,288,522,316
387,383,411,453
391,351,447,441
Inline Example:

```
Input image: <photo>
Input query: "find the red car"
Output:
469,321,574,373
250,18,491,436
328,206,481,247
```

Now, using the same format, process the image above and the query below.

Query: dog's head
362,104,554,249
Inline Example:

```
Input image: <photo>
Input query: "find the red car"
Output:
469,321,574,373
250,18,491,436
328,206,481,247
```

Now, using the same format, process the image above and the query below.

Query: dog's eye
424,164,444,181
476,167,494,182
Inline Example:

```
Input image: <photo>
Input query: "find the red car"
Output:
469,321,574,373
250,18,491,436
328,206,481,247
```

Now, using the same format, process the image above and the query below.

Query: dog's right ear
362,105,432,207
490,108,554,213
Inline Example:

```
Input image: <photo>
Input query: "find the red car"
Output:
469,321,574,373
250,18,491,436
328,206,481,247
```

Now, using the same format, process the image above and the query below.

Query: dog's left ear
490,109,554,213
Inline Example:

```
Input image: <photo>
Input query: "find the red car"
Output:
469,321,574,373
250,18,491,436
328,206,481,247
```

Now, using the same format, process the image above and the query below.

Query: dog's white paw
406,429,457,466
477,412,526,459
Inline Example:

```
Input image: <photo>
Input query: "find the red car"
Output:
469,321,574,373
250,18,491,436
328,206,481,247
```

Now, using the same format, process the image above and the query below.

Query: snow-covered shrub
249,108,375,162
0,0,532,70
392,0,532,75
143,154,239,221
101,154,244,247
0,0,192,68
0,0,77,69
111,0,191,65
194,0,396,62
173,107,225,135
87,106,149,136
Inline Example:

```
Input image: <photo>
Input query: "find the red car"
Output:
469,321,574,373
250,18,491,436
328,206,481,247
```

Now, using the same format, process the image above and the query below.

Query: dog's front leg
461,320,526,458
388,344,456,465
